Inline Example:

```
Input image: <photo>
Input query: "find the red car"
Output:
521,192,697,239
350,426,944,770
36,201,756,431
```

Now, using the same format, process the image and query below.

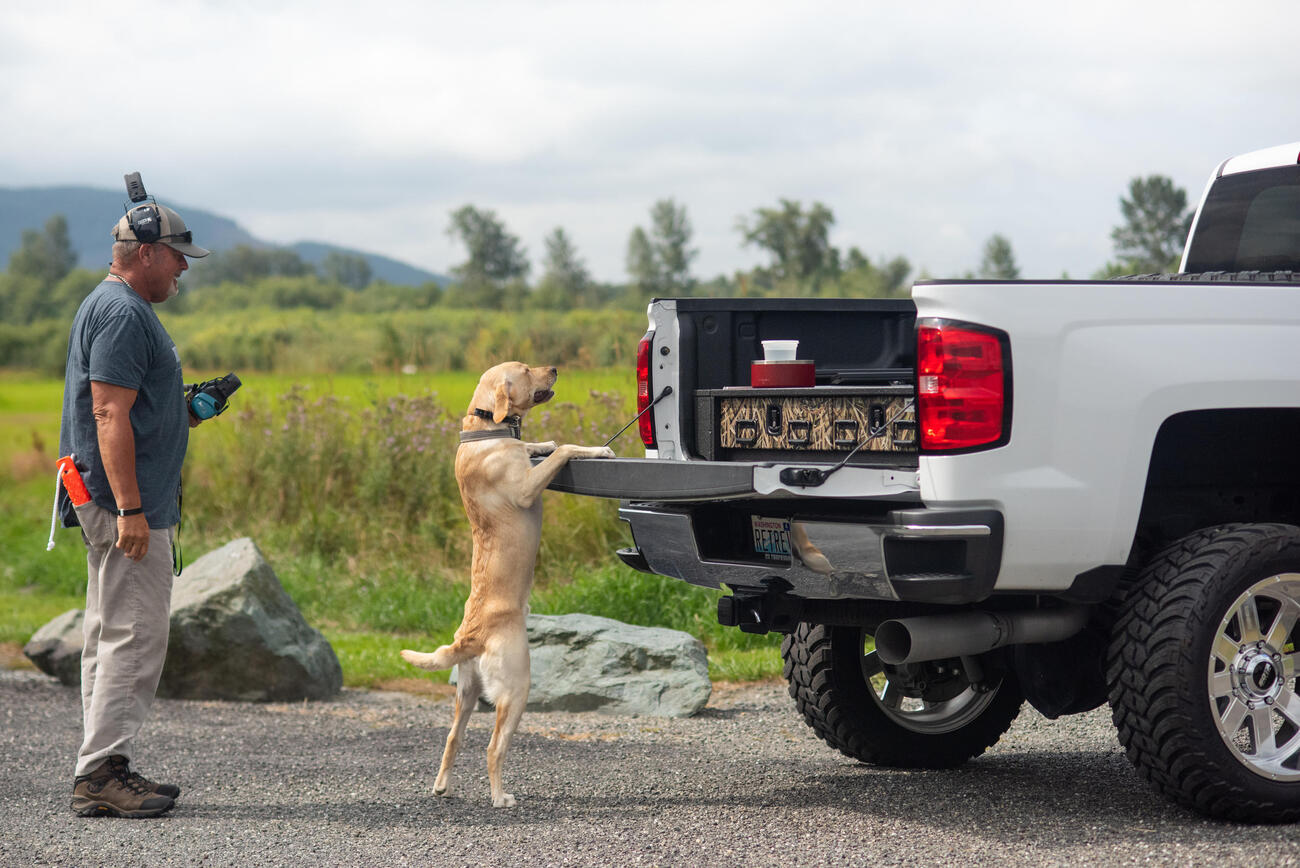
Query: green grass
0,368,784,688
326,631,454,689
0,591,85,646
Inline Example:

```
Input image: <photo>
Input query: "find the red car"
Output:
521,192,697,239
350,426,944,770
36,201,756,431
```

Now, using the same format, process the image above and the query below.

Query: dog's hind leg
482,632,531,808
434,660,481,797
486,692,527,808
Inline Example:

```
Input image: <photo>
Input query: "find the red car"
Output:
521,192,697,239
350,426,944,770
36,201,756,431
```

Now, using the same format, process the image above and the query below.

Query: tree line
0,174,1192,329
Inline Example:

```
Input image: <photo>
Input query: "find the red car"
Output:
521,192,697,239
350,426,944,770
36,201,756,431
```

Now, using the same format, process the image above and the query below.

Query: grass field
0,368,784,688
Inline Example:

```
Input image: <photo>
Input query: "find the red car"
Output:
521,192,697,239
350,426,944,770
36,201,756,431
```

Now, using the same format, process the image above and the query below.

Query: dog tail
400,640,480,672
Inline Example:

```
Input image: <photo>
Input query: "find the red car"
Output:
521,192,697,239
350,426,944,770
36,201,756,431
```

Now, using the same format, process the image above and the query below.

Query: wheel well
1134,408,1300,560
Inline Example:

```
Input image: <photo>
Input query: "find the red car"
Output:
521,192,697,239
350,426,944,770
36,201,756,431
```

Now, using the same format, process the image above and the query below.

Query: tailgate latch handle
779,467,827,487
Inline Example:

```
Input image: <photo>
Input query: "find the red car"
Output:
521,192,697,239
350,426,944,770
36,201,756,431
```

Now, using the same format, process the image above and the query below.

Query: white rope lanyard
46,463,62,551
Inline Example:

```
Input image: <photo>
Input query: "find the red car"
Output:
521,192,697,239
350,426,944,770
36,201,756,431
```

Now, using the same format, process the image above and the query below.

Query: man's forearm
94,408,141,510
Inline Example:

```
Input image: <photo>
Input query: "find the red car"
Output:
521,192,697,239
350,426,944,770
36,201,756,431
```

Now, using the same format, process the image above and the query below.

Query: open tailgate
539,458,755,500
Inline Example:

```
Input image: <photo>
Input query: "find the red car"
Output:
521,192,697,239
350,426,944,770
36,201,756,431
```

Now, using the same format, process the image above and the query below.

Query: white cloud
2,0,1298,281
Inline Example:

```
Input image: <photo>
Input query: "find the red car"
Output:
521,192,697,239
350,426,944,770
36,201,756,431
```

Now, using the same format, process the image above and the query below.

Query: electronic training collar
461,408,522,443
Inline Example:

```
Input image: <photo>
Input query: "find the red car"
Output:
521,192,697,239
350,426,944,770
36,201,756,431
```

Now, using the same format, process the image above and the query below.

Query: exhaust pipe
874,606,1089,665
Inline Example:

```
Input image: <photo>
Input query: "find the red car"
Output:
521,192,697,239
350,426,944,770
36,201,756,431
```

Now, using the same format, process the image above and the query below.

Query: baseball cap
112,203,211,258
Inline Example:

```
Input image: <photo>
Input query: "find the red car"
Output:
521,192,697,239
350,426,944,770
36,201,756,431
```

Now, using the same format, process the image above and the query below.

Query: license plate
752,516,792,563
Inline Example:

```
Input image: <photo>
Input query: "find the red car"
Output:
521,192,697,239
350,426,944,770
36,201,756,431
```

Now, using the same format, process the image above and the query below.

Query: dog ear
493,380,512,423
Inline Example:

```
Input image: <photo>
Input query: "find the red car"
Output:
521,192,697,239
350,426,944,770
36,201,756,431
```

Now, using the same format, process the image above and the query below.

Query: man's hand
115,513,150,560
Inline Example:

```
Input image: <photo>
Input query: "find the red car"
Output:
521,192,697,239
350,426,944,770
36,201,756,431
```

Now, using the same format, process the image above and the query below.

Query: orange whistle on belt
57,455,92,507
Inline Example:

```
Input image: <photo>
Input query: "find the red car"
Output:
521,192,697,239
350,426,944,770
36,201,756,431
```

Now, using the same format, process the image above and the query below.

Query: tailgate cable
779,399,916,487
603,386,673,448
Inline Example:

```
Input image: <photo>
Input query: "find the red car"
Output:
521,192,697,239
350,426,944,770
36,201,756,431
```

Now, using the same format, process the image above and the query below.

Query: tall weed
182,383,635,581
163,308,645,375
2,370,785,681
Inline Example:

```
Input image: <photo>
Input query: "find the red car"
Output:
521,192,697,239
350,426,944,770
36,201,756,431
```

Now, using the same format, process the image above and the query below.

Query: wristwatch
116,506,144,517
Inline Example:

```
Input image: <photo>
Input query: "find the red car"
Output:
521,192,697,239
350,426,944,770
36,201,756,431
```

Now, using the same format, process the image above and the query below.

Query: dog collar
462,409,522,442
459,428,521,443
471,408,521,427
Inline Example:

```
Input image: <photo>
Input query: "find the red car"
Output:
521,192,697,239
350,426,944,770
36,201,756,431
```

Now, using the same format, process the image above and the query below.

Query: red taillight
916,322,1009,451
636,330,656,448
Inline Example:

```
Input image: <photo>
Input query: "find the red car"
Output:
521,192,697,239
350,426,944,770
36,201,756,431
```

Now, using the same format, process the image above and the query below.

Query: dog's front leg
514,444,615,509
525,440,557,456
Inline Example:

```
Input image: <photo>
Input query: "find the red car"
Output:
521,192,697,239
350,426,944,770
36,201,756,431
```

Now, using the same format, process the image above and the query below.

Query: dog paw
492,793,516,808
526,440,558,456
592,446,616,459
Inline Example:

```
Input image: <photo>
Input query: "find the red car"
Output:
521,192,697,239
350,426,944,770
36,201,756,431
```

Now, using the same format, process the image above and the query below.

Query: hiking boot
128,768,181,800
71,755,175,818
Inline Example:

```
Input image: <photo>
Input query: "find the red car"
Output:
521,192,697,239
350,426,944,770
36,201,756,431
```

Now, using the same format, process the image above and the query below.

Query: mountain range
0,186,448,287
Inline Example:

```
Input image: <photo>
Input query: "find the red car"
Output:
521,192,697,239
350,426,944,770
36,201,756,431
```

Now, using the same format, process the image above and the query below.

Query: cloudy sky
3,1,1297,283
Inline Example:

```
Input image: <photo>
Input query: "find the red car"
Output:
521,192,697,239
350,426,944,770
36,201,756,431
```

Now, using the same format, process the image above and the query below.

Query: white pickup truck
550,141,1300,822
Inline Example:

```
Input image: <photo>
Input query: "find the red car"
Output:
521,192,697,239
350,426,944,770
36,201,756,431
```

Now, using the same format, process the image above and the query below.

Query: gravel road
3,668,1298,867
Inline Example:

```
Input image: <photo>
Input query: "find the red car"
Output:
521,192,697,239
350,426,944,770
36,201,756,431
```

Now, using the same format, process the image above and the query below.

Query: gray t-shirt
58,279,188,528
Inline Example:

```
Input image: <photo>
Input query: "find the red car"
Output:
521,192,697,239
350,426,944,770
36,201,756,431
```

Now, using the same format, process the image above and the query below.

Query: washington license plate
752,516,792,563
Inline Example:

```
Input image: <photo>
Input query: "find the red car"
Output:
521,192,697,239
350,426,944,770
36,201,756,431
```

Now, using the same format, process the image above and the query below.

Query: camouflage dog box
695,386,916,457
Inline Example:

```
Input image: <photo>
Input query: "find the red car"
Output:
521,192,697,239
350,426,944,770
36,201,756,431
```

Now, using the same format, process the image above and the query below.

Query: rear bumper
544,457,999,604
619,504,1004,605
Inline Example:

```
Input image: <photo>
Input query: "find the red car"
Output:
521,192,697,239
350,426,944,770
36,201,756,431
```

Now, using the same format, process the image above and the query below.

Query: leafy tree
0,267,101,324
321,251,372,289
649,199,696,293
625,226,659,295
1110,175,1192,272
1090,260,1135,280
0,213,94,324
446,205,529,285
736,199,839,288
625,199,697,296
262,276,346,310
8,214,77,286
831,248,913,299
343,281,443,313
533,227,594,310
186,244,313,287
844,246,870,273
979,234,1020,279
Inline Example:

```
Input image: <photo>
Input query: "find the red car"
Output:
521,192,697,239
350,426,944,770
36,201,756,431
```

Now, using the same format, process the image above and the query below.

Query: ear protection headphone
127,203,162,243
123,172,162,243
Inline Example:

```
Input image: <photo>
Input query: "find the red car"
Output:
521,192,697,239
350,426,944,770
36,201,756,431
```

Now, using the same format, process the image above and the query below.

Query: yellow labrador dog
401,362,615,807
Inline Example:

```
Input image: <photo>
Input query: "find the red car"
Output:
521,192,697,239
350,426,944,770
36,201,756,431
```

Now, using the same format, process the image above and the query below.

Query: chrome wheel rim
861,635,998,734
1207,573,1300,781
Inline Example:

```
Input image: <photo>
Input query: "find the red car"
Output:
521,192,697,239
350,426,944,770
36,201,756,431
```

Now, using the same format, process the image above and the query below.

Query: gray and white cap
112,204,211,258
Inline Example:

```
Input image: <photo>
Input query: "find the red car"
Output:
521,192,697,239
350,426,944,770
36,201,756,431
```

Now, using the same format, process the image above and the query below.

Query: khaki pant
74,502,174,778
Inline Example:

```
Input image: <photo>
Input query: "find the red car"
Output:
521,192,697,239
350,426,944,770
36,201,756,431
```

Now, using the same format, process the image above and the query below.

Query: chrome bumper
619,505,1004,604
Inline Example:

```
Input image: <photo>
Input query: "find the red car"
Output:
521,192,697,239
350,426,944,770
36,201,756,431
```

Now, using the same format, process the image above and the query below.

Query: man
58,198,211,818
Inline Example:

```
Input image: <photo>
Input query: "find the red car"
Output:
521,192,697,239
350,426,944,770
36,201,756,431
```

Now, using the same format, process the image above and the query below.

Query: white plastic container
761,340,799,361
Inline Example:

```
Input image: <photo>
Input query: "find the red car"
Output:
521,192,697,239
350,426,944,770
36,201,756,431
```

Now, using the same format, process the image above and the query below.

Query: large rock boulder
162,537,342,701
453,612,711,717
23,538,342,702
21,609,84,687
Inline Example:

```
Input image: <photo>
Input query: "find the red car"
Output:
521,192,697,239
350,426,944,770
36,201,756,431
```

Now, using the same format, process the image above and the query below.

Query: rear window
1183,164,1300,272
